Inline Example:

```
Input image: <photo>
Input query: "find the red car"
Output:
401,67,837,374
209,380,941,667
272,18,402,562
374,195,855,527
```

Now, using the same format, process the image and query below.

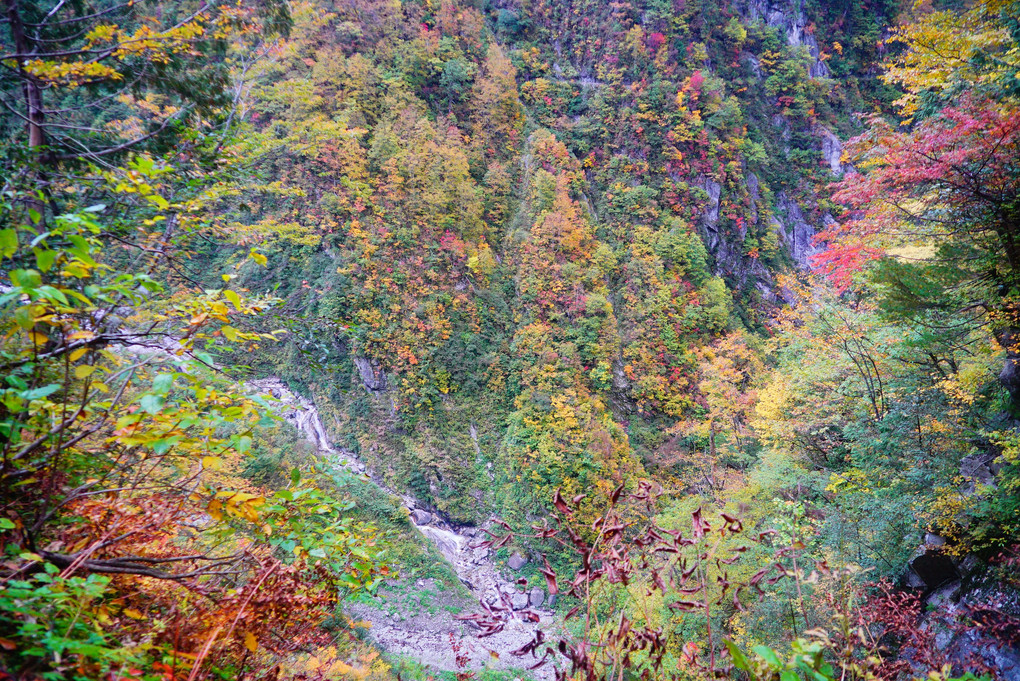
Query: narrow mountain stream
248,379,557,677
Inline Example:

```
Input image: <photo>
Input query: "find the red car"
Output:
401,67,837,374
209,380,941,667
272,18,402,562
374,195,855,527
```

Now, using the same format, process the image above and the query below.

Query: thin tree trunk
5,0,46,151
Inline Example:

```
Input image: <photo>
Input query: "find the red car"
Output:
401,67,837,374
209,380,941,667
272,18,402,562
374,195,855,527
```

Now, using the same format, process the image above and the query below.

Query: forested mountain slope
1,0,1019,679
215,0,895,526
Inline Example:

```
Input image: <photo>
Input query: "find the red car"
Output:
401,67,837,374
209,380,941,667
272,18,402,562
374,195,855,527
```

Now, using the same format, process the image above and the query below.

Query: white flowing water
248,378,556,677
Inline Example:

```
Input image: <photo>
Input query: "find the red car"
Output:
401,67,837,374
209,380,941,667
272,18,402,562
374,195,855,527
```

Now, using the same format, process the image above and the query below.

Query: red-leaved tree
812,96,1020,405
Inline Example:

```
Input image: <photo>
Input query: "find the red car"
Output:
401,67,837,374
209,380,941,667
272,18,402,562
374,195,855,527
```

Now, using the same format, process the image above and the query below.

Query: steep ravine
248,378,558,677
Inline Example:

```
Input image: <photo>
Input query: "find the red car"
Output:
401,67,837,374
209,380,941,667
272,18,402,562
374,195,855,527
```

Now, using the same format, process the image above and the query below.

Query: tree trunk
5,0,45,151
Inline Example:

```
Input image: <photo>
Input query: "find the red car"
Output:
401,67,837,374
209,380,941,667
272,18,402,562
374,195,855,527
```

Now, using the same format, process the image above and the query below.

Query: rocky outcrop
353,356,388,391
911,557,1020,680
697,176,723,252
773,191,823,268
816,126,844,176
697,175,754,279
411,508,434,525
907,549,960,591
997,326,1020,410
803,33,830,79
959,450,1000,495
743,0,828,78
899,525,1020,680
745,0,808,47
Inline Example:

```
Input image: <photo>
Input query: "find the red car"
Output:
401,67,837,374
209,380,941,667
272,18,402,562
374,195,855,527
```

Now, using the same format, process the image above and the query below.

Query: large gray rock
529,587,545,608
508,552,528,570
960,450,999,494
926,581,961,609
511,592,530,610
696,177,724,259
998,327,1020,408
816,126,843,176
774,192,823,268
410,509,433,526
612,359,630,391
353,356,387,391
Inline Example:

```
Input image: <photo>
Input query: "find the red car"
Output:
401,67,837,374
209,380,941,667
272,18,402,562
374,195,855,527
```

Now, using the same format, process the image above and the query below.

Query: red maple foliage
812,96,1020,292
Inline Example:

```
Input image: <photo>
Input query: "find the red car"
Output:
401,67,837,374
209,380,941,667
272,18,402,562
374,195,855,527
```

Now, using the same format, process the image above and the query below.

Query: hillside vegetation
1,0,1018,679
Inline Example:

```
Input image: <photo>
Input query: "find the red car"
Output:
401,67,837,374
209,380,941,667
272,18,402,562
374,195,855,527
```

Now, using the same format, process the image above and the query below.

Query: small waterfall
248,377,557,677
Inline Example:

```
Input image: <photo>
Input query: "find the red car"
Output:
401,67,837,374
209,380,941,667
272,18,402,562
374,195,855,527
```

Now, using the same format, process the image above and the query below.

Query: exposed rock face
804,34,830,78
353,356,387,391
697,176,723,253
744,52,763,80
694,0,846,279
817,126,844,176
697,176,744,275
612,359,630,390
730,0,844,278
946,628,1020,680
997,326,1020,410
744,0,828,78
529,587,545,608
246,378,366,475
774,191,823,268
919,575,1020,680
699,172,806,288
746,0,807,47
959,450,1000,494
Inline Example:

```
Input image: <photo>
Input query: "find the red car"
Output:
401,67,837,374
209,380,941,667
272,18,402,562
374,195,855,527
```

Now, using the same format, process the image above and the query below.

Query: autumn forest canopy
1,0,1019,679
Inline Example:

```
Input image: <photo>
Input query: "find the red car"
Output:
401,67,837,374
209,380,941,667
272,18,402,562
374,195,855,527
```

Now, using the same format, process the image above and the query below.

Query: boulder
410,509,433,525
508,552,528,570
815,125,843,175
908,549,960,590
905,569,926,589
529,587,545,608
511,592,530,610
958,554,981,576
926,581,961,609
959,451,999,494
547,593,557,608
